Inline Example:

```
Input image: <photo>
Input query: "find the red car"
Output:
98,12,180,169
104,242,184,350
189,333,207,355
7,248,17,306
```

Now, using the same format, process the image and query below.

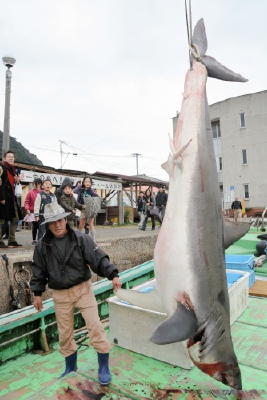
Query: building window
242,149,247,164
244,184,249,199
240,112,246,128
219,157,222,170
211,120,221,138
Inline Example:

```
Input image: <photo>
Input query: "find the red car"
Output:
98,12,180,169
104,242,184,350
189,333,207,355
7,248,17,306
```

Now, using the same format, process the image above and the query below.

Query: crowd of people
137,186,168,231
0,149,169,247
0,150,101,247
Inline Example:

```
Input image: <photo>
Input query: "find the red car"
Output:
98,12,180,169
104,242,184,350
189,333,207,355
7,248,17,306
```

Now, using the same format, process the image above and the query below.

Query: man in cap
30,202,121,385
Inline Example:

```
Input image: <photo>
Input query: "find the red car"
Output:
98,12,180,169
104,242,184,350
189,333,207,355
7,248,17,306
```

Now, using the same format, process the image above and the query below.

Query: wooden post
130,184,133,207
118,190,124,224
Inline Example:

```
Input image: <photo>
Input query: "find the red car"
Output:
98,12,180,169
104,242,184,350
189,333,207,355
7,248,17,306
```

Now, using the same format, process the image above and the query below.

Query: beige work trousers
233,209,242,222
52,280,111,357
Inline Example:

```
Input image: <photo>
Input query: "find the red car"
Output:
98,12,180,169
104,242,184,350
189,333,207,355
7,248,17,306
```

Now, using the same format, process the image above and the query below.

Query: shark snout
213,362,242,390
197,360,242,390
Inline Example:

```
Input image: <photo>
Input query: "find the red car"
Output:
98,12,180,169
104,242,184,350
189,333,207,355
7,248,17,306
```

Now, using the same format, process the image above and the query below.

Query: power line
29,145,133,158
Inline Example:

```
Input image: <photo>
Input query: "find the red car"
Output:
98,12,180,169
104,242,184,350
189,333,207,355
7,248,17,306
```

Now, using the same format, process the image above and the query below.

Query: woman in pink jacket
24,178,42,244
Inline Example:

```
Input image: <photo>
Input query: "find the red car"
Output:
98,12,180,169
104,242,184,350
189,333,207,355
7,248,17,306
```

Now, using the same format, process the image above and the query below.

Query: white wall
210,90,267,209
173,90,267,209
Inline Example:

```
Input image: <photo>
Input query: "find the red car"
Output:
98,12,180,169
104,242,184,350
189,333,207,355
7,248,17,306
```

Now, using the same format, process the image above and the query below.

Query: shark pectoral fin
150,303,198,345
161,160,170,175
173,138,192,161
161,153,174,175
202,55,248,82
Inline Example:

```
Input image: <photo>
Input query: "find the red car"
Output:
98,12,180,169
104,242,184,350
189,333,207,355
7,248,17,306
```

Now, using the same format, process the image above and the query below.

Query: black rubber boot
97,353,111,385
59,351,77,378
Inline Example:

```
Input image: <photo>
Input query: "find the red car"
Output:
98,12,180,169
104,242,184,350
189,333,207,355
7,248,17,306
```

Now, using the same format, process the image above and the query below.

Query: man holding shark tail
30,202,121,385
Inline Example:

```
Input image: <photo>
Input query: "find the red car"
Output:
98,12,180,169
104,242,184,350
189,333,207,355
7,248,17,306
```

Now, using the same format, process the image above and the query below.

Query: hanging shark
117,19,247,390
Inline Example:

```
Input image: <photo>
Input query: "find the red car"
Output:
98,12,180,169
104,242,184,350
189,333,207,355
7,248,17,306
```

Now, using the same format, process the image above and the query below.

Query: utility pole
59,139,77,168
59,140,64,168
132,153,141,175
2,56,16,159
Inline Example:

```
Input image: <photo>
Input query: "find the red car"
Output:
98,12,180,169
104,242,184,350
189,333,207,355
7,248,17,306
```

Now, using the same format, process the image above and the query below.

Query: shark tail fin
202,55,248,82
192,18,248,83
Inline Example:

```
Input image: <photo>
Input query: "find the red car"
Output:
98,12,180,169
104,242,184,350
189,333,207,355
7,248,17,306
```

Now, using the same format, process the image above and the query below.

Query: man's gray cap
41,201,71,224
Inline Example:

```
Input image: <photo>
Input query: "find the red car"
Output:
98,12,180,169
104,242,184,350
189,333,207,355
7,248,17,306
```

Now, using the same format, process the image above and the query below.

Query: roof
14,162,168,187
209,89,267,107
93,171,169,187
15,161,90,177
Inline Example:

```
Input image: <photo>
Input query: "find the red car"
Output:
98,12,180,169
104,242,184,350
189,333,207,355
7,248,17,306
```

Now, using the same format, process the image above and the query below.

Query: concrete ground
1,222,160,253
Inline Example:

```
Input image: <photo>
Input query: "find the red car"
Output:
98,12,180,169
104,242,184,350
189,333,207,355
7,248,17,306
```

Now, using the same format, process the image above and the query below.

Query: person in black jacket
231,198,242,222
155,186,168,222
139,189,156,231
137,191,147,229
30,202,121,385
0,150,22,248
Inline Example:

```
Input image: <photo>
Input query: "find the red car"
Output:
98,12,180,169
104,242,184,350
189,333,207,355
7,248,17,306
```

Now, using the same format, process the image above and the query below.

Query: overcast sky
0,0,266,180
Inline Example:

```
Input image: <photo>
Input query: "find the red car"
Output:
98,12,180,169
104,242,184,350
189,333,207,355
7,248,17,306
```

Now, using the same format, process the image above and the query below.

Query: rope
1,254,18,310
184,0,193,69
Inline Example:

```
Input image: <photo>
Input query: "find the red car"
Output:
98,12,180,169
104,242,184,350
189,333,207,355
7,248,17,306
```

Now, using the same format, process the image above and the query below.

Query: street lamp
2,56,16,159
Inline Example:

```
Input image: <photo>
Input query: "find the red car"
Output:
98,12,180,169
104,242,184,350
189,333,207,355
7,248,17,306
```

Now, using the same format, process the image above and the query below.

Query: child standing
24,178,42,244
58,178,84,229
34,179,56,240
76,176,100,241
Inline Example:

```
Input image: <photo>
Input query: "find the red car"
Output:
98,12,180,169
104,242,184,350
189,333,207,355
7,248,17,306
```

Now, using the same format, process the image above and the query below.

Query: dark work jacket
231,201,242,210
30,225,118,295
137,196,147,212
156,191,168,207
0,164,22,220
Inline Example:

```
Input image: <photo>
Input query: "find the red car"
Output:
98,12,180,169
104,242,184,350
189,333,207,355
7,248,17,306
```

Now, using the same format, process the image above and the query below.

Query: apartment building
210,90,267,210
173,90,267,211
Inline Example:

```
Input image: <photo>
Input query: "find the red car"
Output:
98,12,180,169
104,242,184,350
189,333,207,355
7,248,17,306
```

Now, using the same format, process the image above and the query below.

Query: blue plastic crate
225,255,255,287
247,269,256,287
226,271,244,288
225,254,254,270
